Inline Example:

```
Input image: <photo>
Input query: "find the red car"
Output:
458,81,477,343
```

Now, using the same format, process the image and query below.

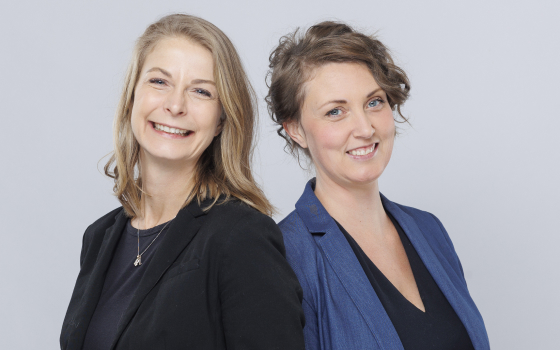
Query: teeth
348,146,375,156
154,123,188,135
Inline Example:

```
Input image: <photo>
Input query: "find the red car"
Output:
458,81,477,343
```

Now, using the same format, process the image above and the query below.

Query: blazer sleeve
61,224,96,348
301,298,320,350
79,224,94,267
217,212,306,350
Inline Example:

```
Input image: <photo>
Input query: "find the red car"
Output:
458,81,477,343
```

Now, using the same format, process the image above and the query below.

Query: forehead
303,62,379,104
142,37,214,77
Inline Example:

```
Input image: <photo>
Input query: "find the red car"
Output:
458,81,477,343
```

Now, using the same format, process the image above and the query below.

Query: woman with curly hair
266,21,489,350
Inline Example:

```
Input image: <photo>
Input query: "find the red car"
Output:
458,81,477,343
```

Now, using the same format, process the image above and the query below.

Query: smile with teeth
348,144,376,156
153,122,190,136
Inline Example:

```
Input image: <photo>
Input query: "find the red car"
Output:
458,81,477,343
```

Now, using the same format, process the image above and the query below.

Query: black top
60,200,305,350
336,212,474,350
82,219,171,350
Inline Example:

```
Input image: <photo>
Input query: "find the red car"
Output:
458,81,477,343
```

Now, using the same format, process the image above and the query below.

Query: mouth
347,143,378,157
151,122,192,137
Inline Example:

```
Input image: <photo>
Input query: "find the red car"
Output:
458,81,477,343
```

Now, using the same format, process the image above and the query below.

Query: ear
283,120,308,149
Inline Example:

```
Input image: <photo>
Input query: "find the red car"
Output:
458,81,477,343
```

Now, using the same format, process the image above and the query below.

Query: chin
346,170,382,185
349,177,378,186
143,147,192,164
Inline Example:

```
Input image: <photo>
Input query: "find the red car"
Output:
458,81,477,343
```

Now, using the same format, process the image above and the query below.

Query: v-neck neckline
335,218,427,314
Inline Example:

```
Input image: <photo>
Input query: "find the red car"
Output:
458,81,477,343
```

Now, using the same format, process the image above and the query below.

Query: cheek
377,110,396,138
322,128,344,151
378,117,396,160
306,125,347,164
194,103,222,136
130,105,148,142
130,91,158,123
129,105,142,140
382,137,395,162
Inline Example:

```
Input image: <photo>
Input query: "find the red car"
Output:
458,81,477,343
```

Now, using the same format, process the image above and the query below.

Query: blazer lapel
381,195,484,349
110,200,207,349
296,180,403,350
67,209,128,350
316,231,405,350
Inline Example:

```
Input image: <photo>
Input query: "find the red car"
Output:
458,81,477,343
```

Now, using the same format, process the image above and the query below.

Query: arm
302,298,320,350
282,222,321,350
218,213,306,350
79,224,93,267
61,224,94,349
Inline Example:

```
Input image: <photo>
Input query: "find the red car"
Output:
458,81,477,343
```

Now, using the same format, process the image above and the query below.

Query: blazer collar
295,179,404,350
110,199,208,349
294,178,332,235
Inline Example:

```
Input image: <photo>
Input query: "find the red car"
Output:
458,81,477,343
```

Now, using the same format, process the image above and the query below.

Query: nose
352,111,375,139
164,89,187,117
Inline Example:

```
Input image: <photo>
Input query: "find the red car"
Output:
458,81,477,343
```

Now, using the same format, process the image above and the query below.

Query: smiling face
130,36,222,169
285,62,395,189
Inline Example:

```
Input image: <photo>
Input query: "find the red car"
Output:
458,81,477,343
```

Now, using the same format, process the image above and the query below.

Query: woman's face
286,62,395,188
131,37,222,168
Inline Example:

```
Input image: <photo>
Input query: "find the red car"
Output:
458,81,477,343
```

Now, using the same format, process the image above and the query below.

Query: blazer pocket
163,258,200,281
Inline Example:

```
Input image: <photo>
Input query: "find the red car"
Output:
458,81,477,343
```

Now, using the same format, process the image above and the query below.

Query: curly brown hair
266,21,410,162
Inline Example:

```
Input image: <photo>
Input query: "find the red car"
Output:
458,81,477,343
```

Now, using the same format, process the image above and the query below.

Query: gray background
1,0,558,349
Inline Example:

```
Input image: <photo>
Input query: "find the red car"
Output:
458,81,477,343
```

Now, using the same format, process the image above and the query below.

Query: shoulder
278,210,315,251
83,207,124,241
202,200,297,282
87,207,124,230
386,198,462,268
203,199,284,252
391,201,444,230
278,210,321,266
206,199,278,233
277,210,321,291
391,201,449,235
79,207,124,264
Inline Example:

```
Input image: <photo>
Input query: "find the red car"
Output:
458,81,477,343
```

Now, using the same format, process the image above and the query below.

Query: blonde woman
60,14,304,350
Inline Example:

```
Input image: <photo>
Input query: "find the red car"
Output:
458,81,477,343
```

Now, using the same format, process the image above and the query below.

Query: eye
149,78,167,85
326,108,342,116
368,97,385,108
194,88,212,98
368,98,384,108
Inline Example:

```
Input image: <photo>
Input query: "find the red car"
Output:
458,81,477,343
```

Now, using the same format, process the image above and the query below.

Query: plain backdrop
1,0,559,349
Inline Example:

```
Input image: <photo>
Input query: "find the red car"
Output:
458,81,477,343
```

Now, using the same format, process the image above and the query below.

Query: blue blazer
279,180,490,350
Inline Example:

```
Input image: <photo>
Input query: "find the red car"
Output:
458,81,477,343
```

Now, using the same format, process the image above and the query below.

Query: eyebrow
145,68,216,85
191,79,216,85
146,67,172,78
366,88,383,99
318,88,383,109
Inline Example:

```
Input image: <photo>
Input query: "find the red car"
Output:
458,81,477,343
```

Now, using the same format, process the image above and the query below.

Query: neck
314,174,390,239
133,152,196,229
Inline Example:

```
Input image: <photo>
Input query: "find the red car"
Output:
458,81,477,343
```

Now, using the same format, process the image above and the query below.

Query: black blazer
60,199,305,350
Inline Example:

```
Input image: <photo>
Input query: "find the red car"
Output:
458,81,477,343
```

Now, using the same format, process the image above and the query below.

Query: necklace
134,218,174,267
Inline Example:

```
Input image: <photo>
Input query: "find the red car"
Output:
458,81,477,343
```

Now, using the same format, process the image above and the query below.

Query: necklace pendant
134,255,142,266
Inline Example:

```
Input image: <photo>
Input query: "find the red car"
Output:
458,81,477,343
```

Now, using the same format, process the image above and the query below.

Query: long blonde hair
104,14,273,217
